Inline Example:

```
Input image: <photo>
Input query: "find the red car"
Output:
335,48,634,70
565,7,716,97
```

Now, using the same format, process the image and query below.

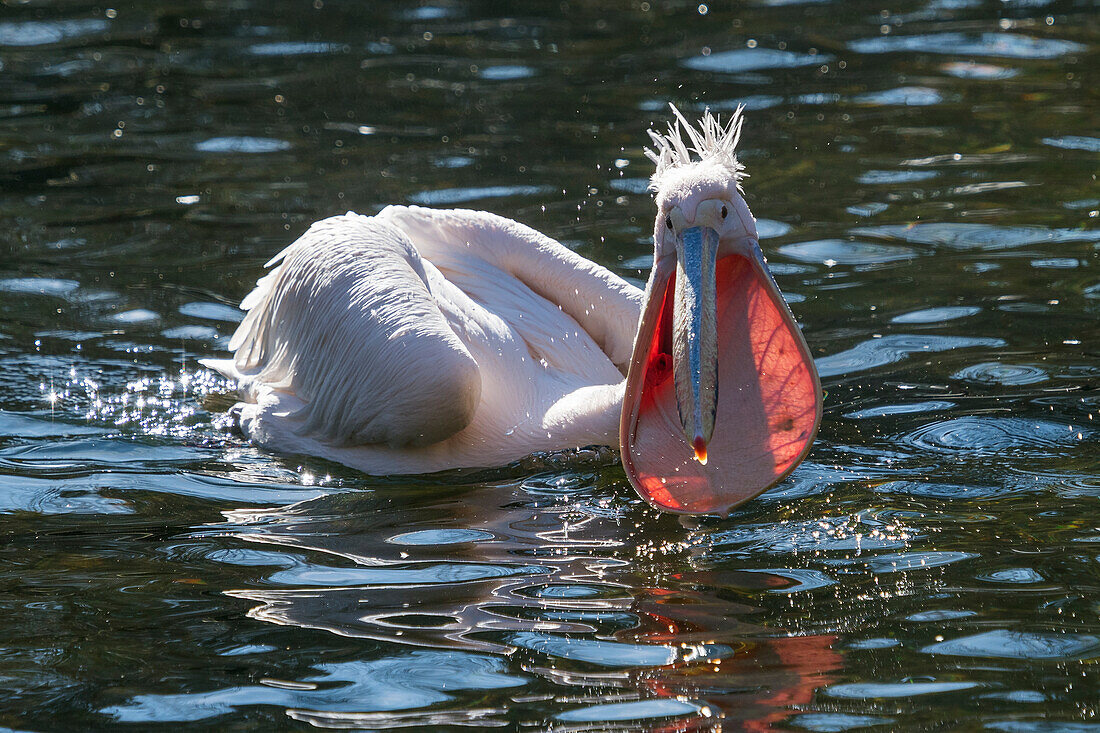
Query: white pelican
206,105,822,515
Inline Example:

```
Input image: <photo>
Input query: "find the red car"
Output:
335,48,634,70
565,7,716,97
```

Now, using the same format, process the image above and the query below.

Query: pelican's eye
721,205,728,219
665,215,673,231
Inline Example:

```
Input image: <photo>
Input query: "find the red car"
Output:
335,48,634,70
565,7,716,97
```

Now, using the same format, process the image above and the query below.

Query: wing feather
227,213,481,448
378,206,643,373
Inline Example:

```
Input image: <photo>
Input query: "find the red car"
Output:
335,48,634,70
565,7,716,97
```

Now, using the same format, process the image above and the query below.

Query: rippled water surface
2,0,1098,730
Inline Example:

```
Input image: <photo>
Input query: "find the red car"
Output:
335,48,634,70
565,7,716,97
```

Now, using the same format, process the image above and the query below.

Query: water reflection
922,630,1100,661
901,416,1090,456
852,223,1100,251
816,334,1004,378
825,680,981,699
116,481,844,727
683,48,833,73
2,0,1099,728
848,32,1085,58
105,650,527,722
0,19,111,47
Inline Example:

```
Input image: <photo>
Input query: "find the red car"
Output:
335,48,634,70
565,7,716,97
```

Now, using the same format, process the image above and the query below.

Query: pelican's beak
671,226,720,465
620,232,822,515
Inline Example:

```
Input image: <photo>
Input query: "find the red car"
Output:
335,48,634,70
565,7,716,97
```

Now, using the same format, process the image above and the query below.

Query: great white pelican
206,105,822,515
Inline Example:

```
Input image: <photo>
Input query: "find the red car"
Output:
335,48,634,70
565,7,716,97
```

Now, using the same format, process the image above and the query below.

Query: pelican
206,105,822,515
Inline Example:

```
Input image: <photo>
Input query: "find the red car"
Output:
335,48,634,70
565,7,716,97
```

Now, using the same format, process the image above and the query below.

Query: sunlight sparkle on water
40,366,237,437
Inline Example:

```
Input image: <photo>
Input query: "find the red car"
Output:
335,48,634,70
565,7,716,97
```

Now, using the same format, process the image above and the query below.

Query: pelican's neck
542,381,626,450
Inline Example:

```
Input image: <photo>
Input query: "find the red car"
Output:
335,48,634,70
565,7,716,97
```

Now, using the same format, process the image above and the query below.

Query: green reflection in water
0,0,1098,730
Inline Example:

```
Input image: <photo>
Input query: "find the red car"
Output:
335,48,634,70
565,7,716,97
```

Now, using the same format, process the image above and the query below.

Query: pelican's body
209,106,822,514
210,205,643,474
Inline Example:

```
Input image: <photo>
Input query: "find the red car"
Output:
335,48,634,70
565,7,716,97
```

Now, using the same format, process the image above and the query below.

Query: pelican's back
229,214,481,448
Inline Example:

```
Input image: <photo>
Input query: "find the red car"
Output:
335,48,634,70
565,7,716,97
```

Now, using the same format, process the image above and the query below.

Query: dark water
1,0,1098,729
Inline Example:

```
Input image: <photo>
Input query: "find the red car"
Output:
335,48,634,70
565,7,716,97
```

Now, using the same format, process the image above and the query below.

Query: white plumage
207,106,821,514
208,205,644,474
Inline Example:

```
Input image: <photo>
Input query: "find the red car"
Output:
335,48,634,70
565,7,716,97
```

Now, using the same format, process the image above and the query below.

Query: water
1,0,1098,729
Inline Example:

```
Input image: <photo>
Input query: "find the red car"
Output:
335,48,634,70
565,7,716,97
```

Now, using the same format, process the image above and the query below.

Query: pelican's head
619,104,822,515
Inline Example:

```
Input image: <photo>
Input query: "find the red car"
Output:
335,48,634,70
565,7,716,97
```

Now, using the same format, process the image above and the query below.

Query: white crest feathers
645,103,747,193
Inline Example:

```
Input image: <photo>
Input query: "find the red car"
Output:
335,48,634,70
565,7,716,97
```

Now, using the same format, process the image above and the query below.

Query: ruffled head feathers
645,103,748,194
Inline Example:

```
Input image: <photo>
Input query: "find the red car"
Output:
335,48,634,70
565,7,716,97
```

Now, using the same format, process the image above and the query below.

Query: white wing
226,213,481,448
213,206,644,467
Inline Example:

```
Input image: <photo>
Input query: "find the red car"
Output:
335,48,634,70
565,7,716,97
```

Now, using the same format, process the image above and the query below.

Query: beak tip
692,436,708,465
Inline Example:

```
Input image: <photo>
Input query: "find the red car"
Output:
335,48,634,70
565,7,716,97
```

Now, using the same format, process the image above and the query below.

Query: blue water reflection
1,0,1098,729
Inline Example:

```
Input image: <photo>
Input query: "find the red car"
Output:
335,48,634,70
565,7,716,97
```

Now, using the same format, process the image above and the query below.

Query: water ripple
0,410,103,438
779,239,917,265
851,223,1100,251
478,65,536,80
891,306,980,324
709,94,785,110
710,514,914,557
853,86,945,106
922,630,1100,660
816,334,1004,379
743,568,836,593
1031,257,1080,269
0,19,110,47
389,529,494,545
247,42,349,56
793,92,842,105
825,680,981,699
953,362,1048,385
848,32,1085,59
756,218,793,238
1043,136,1100,153
556,699,704,723
408,185,553,206
987,722,1100,733
793,713,897,731
194,137,292,154
982,690,1046,703
845,400,956,419
872,480,1013,500
178,302,244,323
848,638,900,650
906,609,976,622
857,169,939,184
518,583,625,599
103,652,526,722
0,474,131,515
941,61,1019,79
161,325,220,342
109,309,160,325
901,417,1089,456
683,48,833,73
0,471,326,508
978,568,1044,584
267,561,551,587
0,277,80,296
0,438,214,465
858,551,978,574
509,631,727,667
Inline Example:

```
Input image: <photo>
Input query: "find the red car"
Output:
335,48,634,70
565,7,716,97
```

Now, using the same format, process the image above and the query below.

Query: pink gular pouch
619,105,822,516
